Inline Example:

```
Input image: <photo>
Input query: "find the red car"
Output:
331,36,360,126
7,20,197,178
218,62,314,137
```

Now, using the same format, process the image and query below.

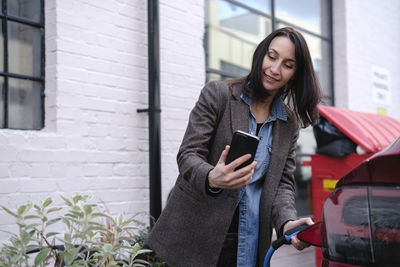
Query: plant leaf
18,203,32,216
1,206,18,218
64,233,71,243
45,232,59,238
72,233,86,240
46,207,62,214
46,217,61,226
34,247,51,265
25,222,41,230
21,230,32,244
122,226,139,231
23,215,41,220
103,243,113,252
83,204,92,215
60,195,73,207
92,212,110,218
72,195,83,204
42,197,52,208
61,217,71,228
132,258,151,265
135,249,152,255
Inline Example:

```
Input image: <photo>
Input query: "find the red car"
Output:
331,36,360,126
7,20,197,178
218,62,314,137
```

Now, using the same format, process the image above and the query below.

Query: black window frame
205,0,334,105
0,0,45,130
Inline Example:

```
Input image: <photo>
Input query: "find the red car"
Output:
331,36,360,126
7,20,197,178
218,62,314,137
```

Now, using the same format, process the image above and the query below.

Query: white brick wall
333,0,400,120
0,0,205,243
159,0,206,203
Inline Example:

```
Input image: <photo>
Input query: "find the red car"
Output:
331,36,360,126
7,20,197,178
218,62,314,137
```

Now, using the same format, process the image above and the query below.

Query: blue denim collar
240,93,287,122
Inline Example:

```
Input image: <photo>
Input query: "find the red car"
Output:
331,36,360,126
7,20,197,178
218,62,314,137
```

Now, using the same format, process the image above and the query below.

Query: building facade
0,0,399,242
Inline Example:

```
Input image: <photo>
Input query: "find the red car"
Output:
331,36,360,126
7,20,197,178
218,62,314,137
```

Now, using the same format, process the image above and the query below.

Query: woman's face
261,36,296,95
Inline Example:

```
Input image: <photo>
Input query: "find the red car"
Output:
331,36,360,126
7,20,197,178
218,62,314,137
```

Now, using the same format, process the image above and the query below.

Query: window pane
276,0,330,38
323,187,373,264
370,187,400,265
0,77,4,127
206,0,271,80
206,72,223,82
0,20,3,72
7,0,41,23
320,39,332,104
235,0,270,14
8,78,42,130
8,21,41,77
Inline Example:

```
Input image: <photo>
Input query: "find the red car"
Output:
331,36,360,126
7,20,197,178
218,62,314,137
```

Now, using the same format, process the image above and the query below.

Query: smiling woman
244,27,321,127
147,27,323,267
261,37,297,94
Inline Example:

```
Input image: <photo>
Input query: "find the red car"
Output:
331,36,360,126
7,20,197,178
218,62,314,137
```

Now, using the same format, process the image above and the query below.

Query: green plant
0,195,161,267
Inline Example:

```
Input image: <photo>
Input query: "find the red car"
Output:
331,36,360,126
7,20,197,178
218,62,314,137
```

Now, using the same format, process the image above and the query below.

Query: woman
147,27,322,267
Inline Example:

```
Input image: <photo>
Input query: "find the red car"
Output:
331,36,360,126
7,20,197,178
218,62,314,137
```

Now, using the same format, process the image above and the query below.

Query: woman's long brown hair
244,27,323,127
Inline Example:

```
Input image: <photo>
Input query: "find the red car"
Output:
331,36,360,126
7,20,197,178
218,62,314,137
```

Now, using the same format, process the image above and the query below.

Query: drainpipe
137,0,162,227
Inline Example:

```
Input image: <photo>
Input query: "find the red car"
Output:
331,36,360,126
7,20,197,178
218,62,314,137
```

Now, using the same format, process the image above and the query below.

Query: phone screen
226,130,259,170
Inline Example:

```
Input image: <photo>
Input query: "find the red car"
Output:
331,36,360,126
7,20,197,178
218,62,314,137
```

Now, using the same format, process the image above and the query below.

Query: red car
298,136,400,267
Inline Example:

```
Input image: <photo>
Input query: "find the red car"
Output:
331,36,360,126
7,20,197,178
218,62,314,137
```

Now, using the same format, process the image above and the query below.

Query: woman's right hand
208,145,257,189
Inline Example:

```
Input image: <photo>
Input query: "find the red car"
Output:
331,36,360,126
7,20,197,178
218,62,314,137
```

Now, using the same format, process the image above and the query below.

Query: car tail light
297,221,322,247
298,185,400,266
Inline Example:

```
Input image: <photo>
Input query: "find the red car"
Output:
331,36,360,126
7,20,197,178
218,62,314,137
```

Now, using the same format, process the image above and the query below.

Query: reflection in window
8,78,42,129
0,0,44,130
8,21,42,77
7,0,41,23
276,0,321,35
370,187,400,265
205,0,271,78
235,0,271,13
220,12,260,35
220,61,249,79
0,26,3,72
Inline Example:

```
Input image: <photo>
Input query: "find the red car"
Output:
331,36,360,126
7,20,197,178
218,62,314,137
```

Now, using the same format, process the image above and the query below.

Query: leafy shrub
0,195,162,267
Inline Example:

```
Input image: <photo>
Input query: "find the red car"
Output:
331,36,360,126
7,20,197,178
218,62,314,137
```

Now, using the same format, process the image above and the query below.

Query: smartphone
225,130,260,170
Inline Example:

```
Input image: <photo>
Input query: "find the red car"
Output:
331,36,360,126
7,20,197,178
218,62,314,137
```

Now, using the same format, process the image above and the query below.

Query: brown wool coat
147,78,298,267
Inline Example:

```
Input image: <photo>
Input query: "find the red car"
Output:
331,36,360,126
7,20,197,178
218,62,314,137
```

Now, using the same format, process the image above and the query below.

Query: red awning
318,106,400,153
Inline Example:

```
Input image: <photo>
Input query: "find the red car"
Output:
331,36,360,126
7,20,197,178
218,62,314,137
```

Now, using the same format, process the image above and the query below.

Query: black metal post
140,0,162,227
2,1,8,128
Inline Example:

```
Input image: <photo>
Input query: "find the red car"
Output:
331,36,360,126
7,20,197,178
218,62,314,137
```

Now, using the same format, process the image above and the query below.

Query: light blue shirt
236,94,287,267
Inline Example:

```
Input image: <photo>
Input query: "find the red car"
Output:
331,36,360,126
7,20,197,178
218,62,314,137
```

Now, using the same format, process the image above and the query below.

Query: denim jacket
237,93,287,267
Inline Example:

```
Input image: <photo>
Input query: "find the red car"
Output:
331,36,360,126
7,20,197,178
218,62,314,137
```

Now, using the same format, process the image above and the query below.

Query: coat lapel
264,118,292,185
230,100,249,133
230,82,249,133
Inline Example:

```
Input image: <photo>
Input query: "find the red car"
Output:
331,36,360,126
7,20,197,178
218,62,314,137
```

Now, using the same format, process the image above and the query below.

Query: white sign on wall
371,65,391,105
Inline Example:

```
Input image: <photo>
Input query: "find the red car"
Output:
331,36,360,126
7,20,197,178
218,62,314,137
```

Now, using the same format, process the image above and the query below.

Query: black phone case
226,130,260,170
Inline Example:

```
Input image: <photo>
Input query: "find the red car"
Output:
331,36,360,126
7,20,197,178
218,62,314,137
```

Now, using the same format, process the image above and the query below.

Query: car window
324,185,400,266
369,187,400,266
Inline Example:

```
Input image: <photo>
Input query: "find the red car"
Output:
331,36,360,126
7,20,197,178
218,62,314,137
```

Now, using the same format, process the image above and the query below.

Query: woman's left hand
283,217,314,250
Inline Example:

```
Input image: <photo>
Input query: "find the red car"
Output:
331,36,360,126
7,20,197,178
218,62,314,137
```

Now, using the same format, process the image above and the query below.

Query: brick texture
0,0,205,243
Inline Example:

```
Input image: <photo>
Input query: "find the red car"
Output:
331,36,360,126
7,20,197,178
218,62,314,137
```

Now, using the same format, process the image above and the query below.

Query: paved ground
269,244,316,267
268,231,316,267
